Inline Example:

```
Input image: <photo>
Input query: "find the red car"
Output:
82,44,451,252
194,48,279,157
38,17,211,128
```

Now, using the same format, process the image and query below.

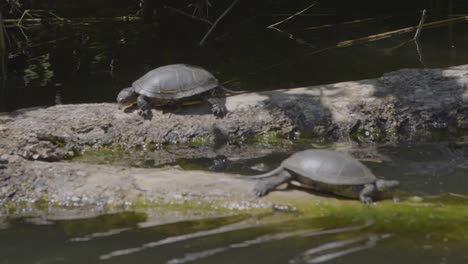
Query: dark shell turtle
117,64,238,119
246,149,399,204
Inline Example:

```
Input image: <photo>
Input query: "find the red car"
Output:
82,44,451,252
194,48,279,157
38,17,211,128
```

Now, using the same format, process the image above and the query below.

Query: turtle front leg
205,97,226,117
254,170,293,197
359,184,377,205
137,95,153,120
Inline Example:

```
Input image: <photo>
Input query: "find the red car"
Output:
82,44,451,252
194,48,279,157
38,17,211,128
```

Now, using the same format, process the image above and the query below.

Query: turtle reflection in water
246,149,399,204
117,64,241,119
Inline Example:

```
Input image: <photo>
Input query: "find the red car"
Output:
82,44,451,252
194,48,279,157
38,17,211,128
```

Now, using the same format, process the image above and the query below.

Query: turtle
245,149,399,204
117,64,241,119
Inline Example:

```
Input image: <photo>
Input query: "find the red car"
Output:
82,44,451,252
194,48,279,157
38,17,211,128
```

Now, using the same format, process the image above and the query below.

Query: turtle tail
242,166,283,179
218,85,248,95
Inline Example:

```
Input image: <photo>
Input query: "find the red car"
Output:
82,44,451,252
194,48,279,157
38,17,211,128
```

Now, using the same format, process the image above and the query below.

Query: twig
299,18,376,31
199,0,239,46
336,15,468,49
249,15,468,77
189,0,212,18
0,11,6,53
4,16,142,26
267,0,319,30
413,9,427,41
164,5,213,25
0,12,6,112
449,193,468,199
414,40,426,67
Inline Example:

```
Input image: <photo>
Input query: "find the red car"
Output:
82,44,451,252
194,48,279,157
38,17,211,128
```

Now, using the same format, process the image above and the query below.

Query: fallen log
1,65,468,161
2,152,468,238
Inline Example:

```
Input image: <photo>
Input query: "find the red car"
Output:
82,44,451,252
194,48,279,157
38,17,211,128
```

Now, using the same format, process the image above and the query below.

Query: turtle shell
282,149,376,185
132,64,219,99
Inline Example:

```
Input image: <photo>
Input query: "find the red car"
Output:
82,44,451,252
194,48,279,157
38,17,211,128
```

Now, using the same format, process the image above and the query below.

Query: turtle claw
211,104,225,118
138,109,153,120
254,188,269,197
361,197,374,205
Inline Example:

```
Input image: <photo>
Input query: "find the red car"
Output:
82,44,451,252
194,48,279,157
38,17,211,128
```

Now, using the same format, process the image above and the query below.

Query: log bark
0,154,313,219
1,65,468,161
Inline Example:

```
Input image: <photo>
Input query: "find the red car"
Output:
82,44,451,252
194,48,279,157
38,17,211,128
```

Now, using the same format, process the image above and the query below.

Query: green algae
290,195,468,241
188,137,211,147
58,211,147,236
73,145,129,165
5,191,468,243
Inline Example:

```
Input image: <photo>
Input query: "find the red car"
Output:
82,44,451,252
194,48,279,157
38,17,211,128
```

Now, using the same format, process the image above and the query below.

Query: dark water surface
2,5,468,111
54,140,468,264
1,211,468,264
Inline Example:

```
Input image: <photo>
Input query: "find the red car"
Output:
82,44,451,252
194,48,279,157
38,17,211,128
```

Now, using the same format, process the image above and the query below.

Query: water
75,141,468,196
54,141,468,264
2,5,468,111
1,212,468,264
2,2,468,263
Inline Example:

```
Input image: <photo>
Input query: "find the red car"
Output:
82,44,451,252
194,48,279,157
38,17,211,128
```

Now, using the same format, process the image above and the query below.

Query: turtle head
117,87,138,107
376,179,399,192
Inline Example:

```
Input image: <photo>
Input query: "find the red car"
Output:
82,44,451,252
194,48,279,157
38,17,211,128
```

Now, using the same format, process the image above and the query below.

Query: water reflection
294,234,391,264
3,12,468,112
164,222,372,264
98,217,258,260
2,212,468,264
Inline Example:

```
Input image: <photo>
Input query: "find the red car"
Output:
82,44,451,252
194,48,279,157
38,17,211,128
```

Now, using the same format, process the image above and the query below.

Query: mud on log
1,65,468,161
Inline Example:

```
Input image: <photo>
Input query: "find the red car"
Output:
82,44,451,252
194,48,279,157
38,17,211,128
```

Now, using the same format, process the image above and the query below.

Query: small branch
413,9,427,41
336,15,468,49
267,1,319,30
414,40,426,67
251,16,468,77
300,18,376,31
4,16,142,26
449,193,468,199
199,0,239,46
0,12,6,52
164,5,213,25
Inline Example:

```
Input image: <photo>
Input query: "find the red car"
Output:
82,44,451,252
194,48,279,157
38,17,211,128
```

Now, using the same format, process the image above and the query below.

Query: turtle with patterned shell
246,149,399,204
117,64,241,119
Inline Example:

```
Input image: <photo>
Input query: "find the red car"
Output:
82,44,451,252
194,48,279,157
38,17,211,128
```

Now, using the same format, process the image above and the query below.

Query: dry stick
164,5,213,25
449,193,468,199
199,0,239,46
0,12,5,53
299,18,375,31
413,8,427,67
267,0,319,30
413,9,427,41
265,1,319,49
4,16,142,25
0,11,6,112
251,16,468,77
335,15,468,49
414,40,426,67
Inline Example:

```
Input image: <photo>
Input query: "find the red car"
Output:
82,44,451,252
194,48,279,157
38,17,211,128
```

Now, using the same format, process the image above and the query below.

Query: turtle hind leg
137,95,153,120
359,184,377,205
254,170,293,197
